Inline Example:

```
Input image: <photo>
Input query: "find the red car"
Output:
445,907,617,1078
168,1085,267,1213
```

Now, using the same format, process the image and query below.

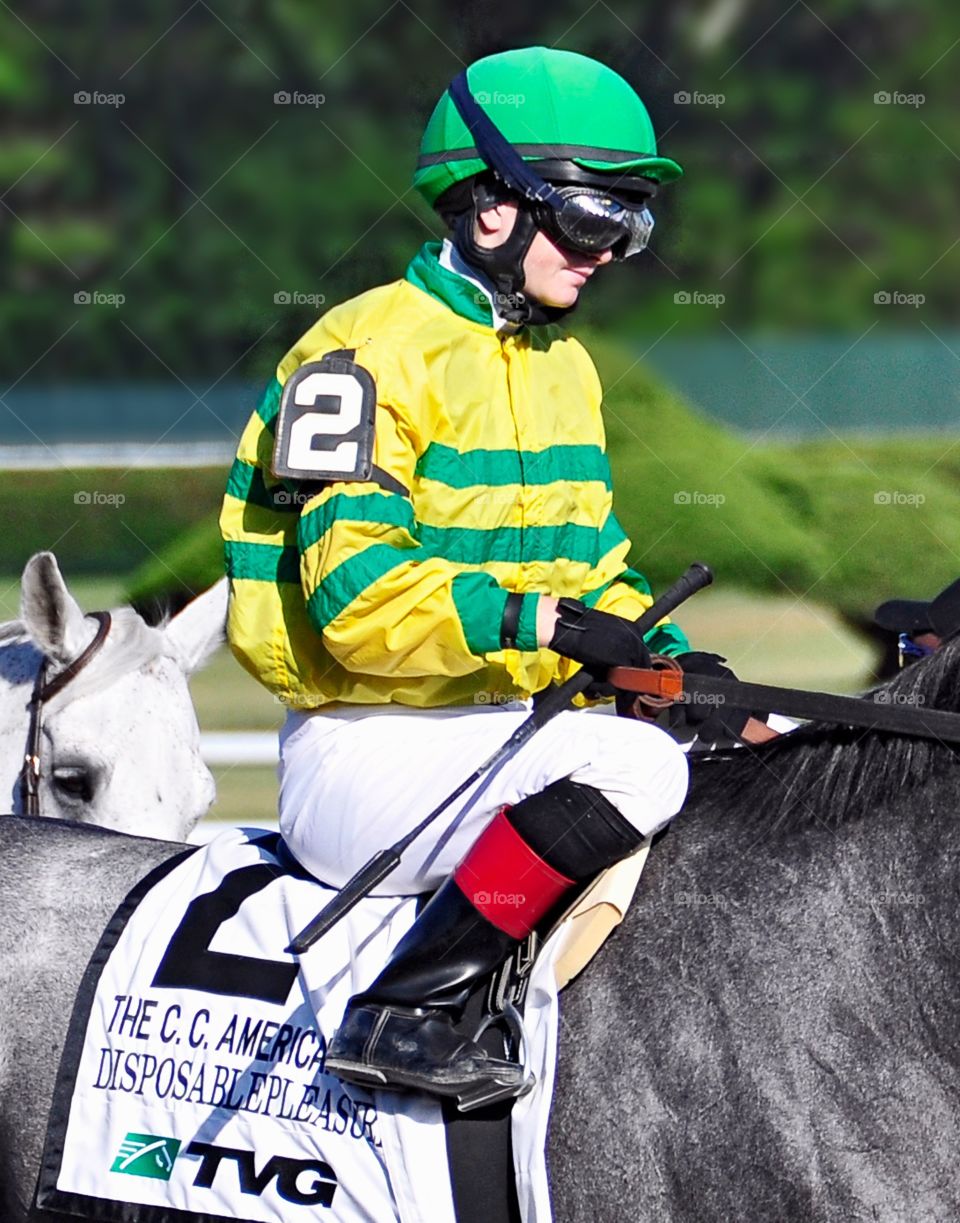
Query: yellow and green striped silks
219,242,688,709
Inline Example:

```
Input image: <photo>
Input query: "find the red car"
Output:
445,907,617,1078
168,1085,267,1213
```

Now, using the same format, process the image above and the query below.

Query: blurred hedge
2,467,225,579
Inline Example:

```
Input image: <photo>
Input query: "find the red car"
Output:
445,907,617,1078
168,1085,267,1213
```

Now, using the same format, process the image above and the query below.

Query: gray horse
3,640,960,1221
0,552,226,838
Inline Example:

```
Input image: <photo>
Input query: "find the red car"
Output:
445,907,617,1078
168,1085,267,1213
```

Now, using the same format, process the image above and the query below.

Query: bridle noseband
19,611,112,817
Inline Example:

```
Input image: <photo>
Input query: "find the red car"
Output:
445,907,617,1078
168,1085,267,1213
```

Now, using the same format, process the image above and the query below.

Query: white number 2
271,359,376,483
287,371,363,474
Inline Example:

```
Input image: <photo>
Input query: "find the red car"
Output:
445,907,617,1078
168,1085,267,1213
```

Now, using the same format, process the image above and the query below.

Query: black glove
549,599,651,697
668,651,755,745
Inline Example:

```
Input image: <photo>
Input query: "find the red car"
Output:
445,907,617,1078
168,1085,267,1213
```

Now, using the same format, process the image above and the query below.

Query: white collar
438,238,520,334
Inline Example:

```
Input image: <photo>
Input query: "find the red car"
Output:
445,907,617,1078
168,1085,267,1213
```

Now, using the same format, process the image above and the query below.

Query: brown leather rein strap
20,611,112,817
609,657,960,746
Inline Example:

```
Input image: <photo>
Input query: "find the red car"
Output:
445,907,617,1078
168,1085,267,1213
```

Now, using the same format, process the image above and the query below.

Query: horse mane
686,636,960,832
0,608,175,708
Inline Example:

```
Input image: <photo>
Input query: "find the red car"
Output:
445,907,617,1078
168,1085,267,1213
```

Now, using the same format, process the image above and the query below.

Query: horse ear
20,552,91,663
165,578,228,675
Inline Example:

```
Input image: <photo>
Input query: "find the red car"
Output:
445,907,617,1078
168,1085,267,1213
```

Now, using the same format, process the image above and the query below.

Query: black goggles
447,71,656,261
530,185,654,260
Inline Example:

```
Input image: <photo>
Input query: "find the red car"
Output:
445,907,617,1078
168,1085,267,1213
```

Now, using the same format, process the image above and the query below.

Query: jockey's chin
521,231,614,308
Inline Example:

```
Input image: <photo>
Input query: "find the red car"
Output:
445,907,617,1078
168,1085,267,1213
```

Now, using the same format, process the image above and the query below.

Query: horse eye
51,766,95,803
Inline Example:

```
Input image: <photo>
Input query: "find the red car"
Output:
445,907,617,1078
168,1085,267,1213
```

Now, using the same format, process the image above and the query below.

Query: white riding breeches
278,702,689,896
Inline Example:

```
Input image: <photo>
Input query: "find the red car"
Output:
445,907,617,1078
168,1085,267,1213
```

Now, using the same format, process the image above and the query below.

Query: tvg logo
186,1142,337,1207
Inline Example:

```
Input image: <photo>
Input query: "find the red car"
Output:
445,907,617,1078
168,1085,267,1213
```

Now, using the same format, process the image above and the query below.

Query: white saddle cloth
39,826,560,1223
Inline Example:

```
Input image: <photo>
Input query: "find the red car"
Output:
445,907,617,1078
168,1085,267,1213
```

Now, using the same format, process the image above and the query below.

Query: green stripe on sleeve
620,566,653,596
225,457,301,513
415,442,611,490
515,591,540,652
305,543,416,631
225,457,259,503
418,522,599,565
255,377,283,429
645,622,690,657
451,572,510,656
525,447,610,488
597,512,630,555
224,540,300,583
582,579,613,609
298,491,416,552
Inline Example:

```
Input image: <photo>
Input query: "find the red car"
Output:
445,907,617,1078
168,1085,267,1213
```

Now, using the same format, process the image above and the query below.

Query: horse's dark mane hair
686,636,960,832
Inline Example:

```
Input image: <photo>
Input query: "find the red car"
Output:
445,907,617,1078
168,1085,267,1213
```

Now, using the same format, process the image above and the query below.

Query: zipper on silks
500,333,527,587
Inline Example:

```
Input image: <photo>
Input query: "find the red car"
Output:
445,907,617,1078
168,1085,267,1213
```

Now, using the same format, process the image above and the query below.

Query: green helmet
414,46,683,208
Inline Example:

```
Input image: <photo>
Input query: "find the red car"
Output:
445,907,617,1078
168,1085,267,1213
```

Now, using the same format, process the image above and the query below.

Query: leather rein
19,611,112,816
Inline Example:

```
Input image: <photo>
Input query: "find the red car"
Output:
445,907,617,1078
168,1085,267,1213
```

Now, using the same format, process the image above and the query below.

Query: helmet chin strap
452,184,579,328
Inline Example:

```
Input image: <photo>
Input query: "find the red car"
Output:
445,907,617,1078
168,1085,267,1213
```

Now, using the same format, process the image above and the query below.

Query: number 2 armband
271,349,378,483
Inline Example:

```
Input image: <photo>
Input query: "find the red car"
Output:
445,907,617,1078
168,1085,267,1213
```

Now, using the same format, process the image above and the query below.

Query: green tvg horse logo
110,1132,181,1180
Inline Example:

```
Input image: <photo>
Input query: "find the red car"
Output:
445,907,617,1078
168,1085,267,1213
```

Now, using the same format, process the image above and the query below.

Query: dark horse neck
551,721,960,1222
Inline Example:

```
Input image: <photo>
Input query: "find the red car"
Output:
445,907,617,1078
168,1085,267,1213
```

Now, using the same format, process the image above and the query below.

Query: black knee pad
505,778,643,881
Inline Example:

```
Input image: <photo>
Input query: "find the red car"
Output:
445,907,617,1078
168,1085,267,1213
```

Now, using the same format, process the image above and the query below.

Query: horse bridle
19,611,112,816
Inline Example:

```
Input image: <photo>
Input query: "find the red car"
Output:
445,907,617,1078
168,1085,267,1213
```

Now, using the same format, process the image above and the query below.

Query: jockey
220,46,751,1109
874,576,960,666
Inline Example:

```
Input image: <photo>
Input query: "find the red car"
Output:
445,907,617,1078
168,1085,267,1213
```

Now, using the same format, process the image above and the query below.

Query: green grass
675,588,877,694
205,765,279,824
190,645,284,731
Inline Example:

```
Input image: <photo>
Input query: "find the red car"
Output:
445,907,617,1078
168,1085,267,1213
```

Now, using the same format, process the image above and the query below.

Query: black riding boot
326,877,530,1110
326,777,644,1111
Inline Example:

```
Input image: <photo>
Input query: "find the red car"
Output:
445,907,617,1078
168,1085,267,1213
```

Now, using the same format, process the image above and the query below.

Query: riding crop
287,561,714,954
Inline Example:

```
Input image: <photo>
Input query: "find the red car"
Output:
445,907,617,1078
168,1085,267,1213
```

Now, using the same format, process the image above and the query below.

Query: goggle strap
448,71,568,213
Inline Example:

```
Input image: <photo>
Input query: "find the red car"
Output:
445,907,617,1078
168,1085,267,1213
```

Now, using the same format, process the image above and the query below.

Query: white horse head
0,552,226,840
